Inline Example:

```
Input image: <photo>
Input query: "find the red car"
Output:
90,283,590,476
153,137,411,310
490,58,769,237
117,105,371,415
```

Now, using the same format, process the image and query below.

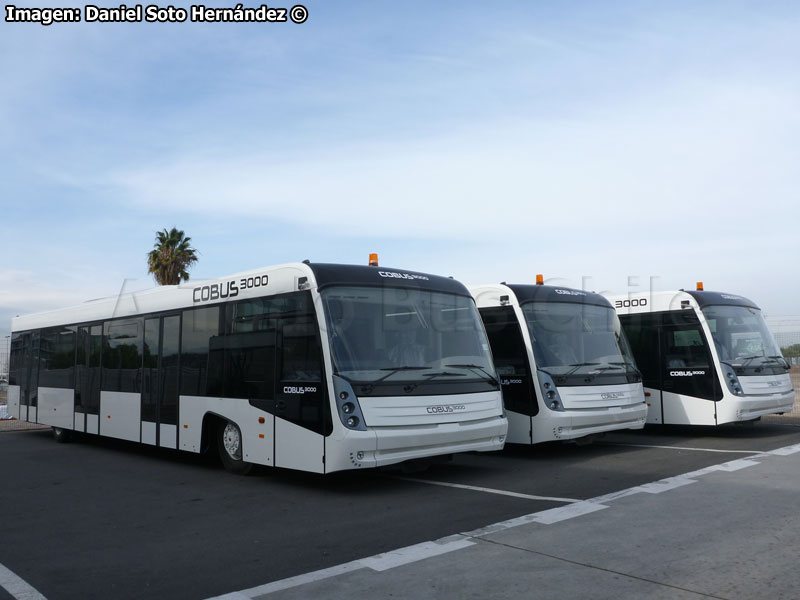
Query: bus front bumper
541,403,648,441
367,416,508,468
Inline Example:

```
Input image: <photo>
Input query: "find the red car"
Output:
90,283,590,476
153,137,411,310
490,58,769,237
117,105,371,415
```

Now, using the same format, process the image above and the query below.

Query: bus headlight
537,370,565,412
721,363,745,396
333,375,367,430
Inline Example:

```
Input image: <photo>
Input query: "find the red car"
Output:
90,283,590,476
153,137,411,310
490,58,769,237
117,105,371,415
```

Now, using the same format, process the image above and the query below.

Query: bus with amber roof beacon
469,277,647,445
7,259,507,474
607,283,795,426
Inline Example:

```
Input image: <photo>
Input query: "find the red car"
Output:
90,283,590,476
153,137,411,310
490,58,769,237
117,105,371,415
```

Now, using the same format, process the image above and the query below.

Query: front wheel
53,427,72,443
217,421,254,475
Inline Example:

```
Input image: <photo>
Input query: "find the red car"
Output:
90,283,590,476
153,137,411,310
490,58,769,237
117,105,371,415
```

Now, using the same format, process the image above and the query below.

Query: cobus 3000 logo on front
193,275,269,303
426,404,466,414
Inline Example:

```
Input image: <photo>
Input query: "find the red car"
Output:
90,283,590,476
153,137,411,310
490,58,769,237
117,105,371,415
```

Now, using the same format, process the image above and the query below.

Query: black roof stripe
506,284,612,307
308,263,471,296
684,290,760,309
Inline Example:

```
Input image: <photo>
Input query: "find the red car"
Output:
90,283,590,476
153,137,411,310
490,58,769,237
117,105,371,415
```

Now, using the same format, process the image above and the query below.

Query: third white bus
609,285,795,425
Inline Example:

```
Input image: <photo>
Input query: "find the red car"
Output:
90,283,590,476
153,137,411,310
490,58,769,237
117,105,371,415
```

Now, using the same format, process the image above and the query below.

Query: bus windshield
521,301,638,376
702,305,784,368
321,286,497,387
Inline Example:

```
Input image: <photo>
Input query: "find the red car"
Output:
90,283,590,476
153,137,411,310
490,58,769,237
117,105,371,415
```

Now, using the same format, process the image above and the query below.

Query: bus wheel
218,421,254,475
53,427,72,443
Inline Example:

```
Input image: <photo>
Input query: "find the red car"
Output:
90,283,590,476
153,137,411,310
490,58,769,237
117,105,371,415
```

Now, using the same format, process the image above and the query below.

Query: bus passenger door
141,315,180,447
273,317,327,473
661,319,718,425
479,307,536,443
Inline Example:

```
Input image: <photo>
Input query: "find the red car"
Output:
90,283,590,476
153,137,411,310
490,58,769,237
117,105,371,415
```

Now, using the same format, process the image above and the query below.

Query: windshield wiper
735,355,765,368
376,366,428,382
443,363,499,386
609,361,643,377
768,355,790,368
423,371,466,380
565,362,600,376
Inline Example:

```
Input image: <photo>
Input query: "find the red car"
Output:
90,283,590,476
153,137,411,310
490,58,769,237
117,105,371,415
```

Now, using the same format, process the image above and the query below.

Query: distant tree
781,344,800,358
147,227,198,285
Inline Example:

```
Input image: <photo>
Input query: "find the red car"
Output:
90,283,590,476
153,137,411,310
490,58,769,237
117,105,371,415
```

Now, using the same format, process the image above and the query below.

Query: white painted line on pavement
603,442,767,454
0,562,48,600
395,476,581,503
768,443,800,456
205,538,476,599
360,537,476,572
206,440,800,599
206,563,364,599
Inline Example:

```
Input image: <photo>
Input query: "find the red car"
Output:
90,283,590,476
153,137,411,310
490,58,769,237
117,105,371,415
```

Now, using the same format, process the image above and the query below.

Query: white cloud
102,78,799,247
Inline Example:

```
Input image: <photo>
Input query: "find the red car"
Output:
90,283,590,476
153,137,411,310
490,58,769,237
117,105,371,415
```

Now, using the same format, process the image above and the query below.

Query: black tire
217,421,254,475
53,427,72,443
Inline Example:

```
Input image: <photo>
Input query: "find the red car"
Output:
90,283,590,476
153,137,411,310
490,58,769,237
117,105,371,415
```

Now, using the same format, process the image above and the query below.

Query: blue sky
2,1,799,341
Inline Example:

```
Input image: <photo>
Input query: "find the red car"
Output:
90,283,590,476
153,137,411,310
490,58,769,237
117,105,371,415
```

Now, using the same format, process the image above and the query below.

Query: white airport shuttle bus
608,285,795,425
470,280,647,444
8,262,507,474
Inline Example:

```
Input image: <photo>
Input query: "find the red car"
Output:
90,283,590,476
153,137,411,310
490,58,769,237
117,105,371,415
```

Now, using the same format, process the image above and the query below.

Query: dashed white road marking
205,440,800,599
603,442,767,454
0,562,47,600
395,476,581,503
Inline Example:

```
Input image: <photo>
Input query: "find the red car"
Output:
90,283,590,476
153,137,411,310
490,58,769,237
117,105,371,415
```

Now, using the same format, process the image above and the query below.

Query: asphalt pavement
2,423,800,600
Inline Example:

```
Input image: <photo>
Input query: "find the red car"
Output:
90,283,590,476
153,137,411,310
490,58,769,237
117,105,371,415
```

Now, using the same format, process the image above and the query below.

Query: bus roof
12,262,472,332
308,263,469,296
506,284,612,308
684,290,760,310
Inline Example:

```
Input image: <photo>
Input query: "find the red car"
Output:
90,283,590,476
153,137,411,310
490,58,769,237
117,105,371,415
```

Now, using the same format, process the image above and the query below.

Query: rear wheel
53,427,72,443
217,421,254,475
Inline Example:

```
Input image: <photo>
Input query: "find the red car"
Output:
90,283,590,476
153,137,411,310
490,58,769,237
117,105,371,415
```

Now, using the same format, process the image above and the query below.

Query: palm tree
147,227,199,285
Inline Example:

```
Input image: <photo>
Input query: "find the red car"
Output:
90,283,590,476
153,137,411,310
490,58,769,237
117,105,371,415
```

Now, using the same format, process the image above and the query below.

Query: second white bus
471,281,647,444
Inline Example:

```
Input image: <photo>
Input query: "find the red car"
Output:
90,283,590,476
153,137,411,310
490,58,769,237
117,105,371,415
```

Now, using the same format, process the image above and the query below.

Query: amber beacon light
536,274,544,285
369,253,379,266
696,281,704,291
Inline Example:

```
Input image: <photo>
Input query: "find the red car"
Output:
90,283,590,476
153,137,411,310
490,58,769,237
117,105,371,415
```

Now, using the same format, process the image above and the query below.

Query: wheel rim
222,423,242,460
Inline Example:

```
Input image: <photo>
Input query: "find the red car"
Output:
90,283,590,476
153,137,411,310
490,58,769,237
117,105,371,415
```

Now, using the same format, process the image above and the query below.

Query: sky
2,0,799,344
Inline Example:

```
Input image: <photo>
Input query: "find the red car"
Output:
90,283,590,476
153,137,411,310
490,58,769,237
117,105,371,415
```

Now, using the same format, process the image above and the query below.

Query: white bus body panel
179,395,274,467
718,373,795,423
662,391,716,426
100,391,141,442
142,421,157,446
74,411,85,432
38,387,74,429
275,418,324,473
643,388,661,424
506,411,532,444
87,413,99,435
324,391,506,472
7,386,20,420
557,382,644,411
535,382,648,440
359,391,501,427
160,424,177,449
